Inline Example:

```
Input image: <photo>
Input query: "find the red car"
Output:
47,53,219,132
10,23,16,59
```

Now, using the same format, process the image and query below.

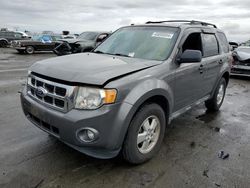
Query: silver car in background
232,46,250,76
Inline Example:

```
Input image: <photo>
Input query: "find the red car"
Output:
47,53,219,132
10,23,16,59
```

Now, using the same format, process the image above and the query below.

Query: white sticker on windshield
128,52,135,57
152,32,174,39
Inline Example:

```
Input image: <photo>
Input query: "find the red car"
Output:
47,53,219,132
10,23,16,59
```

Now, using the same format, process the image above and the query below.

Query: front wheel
122,103,166,164
25,46,34,54
205,78,227,112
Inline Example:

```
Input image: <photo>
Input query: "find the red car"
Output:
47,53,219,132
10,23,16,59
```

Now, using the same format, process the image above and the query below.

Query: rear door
201,33,222,95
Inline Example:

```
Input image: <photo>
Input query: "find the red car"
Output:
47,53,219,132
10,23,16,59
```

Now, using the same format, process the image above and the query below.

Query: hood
30,53,161,86
236,51,250,61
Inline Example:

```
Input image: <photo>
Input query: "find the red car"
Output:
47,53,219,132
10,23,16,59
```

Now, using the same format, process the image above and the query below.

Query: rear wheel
122,103,166,164
205,78,226,111
26,46,34,54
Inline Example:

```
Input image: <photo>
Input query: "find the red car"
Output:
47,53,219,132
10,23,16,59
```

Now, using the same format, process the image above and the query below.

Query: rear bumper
21,89,133,159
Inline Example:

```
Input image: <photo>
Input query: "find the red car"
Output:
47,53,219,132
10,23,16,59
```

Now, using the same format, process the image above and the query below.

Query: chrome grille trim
27,74,77,113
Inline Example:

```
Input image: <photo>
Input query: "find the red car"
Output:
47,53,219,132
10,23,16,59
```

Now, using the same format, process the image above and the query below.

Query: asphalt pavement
0,48,250,188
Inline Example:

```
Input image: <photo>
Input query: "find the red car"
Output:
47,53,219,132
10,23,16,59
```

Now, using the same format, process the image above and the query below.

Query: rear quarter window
202,34,219,57
217,32,229,53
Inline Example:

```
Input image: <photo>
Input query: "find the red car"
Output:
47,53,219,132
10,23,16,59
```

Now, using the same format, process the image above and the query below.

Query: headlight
75,87,117,110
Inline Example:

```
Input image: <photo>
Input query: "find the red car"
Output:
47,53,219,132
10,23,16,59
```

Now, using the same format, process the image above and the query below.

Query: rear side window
202,34,219,57
217,32,229,53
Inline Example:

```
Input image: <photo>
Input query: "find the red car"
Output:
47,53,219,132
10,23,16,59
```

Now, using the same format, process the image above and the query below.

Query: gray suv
21,20,231,164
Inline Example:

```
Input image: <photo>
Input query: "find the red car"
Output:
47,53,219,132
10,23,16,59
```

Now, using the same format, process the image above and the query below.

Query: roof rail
145,20,217,28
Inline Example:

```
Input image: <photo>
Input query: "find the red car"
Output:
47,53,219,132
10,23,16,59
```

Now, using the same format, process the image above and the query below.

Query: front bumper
10,45,26,50
21,89,133,159
231,65,250,76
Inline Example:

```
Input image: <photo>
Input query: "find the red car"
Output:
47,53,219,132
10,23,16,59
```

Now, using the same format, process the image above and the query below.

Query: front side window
182,33,202,54
51,35,62,41
14,33,22,39
202,34,219,57
94,26,179,61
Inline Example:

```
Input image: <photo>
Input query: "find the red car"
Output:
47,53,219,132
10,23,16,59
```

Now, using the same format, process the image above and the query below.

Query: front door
173,30,206,112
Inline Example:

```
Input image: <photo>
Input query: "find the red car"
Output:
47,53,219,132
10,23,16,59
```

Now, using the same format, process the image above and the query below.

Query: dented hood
30,53,160,86
235,47,250,61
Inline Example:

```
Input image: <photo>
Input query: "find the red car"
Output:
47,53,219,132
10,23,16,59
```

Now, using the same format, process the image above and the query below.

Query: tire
205,77,226,112
0,40,8,48
26,46,34,54
122,103,166,164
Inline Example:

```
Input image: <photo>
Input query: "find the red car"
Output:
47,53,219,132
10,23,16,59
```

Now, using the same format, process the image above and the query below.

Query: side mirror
178,50,202,63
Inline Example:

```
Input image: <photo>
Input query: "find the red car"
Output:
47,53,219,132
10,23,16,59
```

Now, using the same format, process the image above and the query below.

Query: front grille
27,74,76,112
28,113,59,136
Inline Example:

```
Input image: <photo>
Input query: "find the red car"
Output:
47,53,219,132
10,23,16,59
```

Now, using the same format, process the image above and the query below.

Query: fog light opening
87,130,95,140
77,128,99,143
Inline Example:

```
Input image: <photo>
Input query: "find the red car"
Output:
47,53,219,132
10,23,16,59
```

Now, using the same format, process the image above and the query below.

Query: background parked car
53,31,110,56
0,30,30,47
11,34,62,54
231,46,250,76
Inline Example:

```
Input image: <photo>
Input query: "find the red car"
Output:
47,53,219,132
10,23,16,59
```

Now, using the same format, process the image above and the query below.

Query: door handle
198,64,203,73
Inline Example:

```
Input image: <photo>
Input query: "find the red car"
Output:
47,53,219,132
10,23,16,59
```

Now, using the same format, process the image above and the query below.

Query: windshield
94,26,179,61
78,32,99,41
51,35,62,41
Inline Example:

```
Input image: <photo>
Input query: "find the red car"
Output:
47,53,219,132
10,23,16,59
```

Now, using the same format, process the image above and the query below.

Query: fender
211,63,230,97
124,78,174,112
111,78,174,148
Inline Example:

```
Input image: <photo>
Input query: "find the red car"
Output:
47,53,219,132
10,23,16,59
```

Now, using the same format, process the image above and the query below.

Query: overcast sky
1,0,250,42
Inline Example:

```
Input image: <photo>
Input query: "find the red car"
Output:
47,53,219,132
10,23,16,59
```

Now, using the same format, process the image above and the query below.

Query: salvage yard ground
0,48,250,188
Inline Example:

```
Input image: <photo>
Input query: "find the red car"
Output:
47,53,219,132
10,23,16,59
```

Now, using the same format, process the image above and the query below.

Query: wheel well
136,95,170,125
222,72,230,86
0,39,8,42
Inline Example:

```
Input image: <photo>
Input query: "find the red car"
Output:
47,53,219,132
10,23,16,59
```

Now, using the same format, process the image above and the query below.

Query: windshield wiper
113,53,130,57
93,51,130,57
93,50,104,54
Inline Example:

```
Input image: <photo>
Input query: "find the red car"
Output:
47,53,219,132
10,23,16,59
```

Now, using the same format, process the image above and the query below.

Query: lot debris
215,183,221,187
33,179,44,188
190,141,196,148
214,127,220,132
218,151,230,160
203,169,209,178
